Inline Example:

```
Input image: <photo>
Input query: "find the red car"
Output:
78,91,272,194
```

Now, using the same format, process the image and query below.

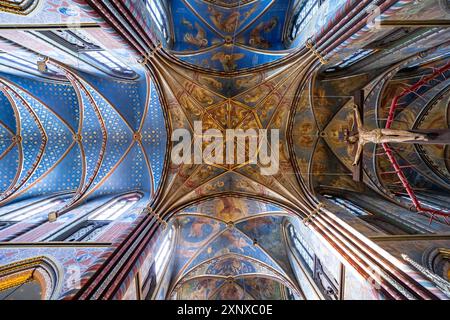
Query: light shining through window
0,196,68,222
154,228,173,279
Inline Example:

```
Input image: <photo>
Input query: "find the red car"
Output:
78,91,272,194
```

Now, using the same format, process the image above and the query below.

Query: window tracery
288,224,314,272
286,224,339,300
0,50,63,78
31,29,136,78
145,0,169,40
53,192,142,242
0,194,70,223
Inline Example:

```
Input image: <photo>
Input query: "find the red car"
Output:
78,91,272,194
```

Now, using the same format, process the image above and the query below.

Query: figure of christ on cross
347,105,429,166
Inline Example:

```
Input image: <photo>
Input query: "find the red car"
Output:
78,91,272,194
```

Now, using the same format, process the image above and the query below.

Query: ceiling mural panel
189,255,272,277
169,196,300,300
292,81,318,185
169,0,291,71
180,197,284,221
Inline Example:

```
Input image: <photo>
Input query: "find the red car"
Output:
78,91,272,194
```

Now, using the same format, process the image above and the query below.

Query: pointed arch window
0,194,70,223
145,0,169,40
53,192,142,242
154,228,174,280
29,29,137,79
0,0,39,15
0,50,63,78
287,224,314,271
0,257,60,300
289,0,326,41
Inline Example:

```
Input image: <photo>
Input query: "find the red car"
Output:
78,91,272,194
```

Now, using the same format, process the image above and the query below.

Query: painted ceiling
0,0,450,301
0,65,167,213
150,51,318,217
169,196,302,300
168,0,292,71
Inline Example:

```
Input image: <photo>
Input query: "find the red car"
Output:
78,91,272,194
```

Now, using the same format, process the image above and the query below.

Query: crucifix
348,104,429,167
344,91,449,181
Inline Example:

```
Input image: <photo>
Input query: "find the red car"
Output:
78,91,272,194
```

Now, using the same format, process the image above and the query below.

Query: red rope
381,61,450,224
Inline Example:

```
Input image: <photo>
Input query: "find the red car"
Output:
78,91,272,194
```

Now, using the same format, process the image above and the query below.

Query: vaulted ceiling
0,61,166,213
1,0,450,301
168,0,292,71
168,197,302,300
150,51,317,217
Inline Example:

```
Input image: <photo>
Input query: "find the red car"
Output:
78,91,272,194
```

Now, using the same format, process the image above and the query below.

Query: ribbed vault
168,0,292,71
167,196,303,300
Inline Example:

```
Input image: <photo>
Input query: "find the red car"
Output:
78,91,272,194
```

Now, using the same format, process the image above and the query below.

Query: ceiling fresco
169,196,302,300
168,0,292,71
150,51,319,216
289,20,450,225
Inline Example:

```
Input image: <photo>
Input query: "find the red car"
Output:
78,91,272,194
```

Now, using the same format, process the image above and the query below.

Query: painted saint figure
347,105,429,166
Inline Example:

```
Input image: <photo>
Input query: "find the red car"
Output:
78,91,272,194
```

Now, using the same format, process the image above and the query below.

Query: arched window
289,0,325,41
142,227,174,300
0,257,61,300
145,0,169,40
29,29,137,79
324,194,418,235
286,223,339,300
0,194,70,223
154,228,174,281
427,248,450,282
323,195,369,217
52,192,142,242
0,0,39,15
325,49,374,72
0,50,63,79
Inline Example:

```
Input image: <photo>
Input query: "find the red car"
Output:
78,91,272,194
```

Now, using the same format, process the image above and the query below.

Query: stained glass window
54,192,142,242
324,195,370,217
288,224,314,272
145,0,168,39
154,228,174,280
290,0,325,40
0,195,70,222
